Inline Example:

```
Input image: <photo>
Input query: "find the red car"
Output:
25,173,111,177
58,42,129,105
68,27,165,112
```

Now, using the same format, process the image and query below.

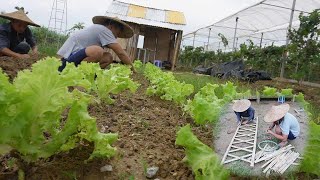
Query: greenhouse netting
182,0,320,51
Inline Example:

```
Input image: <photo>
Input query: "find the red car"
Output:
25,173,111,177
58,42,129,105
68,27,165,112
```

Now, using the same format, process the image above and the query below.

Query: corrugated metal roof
128,5,146,19
166,11,186,24
105,0,186,31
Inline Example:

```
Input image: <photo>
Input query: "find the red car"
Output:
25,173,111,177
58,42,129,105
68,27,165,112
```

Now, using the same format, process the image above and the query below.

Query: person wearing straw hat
57,16,135,72
0,10,39,59
233,99,255,126
264,103,300,147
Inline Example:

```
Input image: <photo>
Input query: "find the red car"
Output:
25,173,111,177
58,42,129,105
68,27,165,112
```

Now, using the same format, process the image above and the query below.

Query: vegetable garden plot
0,60,214,179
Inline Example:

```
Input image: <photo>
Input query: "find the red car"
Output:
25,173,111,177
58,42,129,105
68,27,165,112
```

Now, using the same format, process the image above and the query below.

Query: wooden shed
105,0,186,70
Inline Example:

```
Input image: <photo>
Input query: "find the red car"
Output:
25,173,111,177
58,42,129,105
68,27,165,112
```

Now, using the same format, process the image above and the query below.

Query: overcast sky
2,0,261,34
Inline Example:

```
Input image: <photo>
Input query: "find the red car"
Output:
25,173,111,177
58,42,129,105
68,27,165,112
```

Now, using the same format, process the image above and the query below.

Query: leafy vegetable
75,62,139,104
262,86,277,97
280,88,293,97
0,57,139,161
144,63,194,105
300,121,320,176
184,82,242,125
289,92,320,176
175,124,229,180
133,60,143,71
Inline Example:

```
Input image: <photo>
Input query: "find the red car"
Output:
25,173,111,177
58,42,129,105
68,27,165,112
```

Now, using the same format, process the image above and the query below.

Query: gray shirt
57,24,117,58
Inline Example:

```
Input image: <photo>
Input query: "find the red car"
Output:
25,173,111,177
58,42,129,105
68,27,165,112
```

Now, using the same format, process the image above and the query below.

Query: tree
288,10,320,81
218,33,229,50
67,22,85,35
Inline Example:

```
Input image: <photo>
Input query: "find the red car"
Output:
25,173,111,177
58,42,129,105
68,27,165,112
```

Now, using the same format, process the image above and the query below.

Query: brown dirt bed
0,58,213,180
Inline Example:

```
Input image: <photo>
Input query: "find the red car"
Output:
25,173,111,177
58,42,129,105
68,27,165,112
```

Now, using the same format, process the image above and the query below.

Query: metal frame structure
182,0,320,76
45,0,68,47
221,117,259,167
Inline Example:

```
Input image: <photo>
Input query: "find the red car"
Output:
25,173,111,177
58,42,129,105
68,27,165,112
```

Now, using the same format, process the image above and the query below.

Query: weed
62,171,77,180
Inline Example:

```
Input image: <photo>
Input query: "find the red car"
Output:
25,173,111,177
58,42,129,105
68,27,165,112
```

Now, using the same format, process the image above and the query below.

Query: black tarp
192,60,272,82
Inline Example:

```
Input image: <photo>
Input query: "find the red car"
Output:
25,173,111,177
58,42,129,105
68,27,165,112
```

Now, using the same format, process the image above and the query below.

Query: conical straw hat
264,103,290,123
232,99,251,112
92,16,133,38
0,10,40,27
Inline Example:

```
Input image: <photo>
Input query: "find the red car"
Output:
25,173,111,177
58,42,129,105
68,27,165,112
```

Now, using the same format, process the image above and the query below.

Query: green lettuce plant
144,63,194,105
176,124,229,180
184,82,242,125
262,86,277,97
0,58,122,161
74,62,139,104
293,92,320,176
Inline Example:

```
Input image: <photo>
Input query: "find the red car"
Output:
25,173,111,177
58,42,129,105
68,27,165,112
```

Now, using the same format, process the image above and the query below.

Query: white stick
263,150,291,173
251,116,259,167
272,151,293,172
279,153,300,174
263,153,284,173
261,155,277,168
221,123,241,164
256,145,293,163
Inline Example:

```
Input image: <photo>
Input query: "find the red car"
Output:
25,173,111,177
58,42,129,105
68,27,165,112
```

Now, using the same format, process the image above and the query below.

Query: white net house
182,0,320,52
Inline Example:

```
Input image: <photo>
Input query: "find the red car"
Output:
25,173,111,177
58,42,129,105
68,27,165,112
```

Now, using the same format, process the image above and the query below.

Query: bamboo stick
255,145,293,163
251,116,259,167
221,124,241,164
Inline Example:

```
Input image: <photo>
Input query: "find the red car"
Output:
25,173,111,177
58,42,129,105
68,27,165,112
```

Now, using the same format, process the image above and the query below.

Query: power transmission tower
45,0,68,48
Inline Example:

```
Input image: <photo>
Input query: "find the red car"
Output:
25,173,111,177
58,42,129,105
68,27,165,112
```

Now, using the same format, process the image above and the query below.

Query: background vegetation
178,10,320,83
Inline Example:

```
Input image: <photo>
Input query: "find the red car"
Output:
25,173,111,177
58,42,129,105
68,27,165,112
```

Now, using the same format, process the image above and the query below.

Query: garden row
136,61,320,179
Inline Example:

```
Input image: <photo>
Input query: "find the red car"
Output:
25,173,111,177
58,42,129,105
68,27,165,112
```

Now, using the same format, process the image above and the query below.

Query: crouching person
264,103,300,147
57,15,135,71
233,99,255,126
0,10,39,59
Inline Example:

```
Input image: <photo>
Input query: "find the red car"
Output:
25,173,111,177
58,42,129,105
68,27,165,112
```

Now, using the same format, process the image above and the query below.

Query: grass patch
38,42,60,57
173,72,219,93
228,162,251,177
174,72,250,95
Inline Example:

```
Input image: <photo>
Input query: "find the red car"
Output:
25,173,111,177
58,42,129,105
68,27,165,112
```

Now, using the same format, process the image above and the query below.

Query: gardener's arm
0,29,30,58
267,130,288,141
31,45,38,55
0,47,30,59
108,43,135,71
25,27,38,55
248,107,255,120
234,111,241,123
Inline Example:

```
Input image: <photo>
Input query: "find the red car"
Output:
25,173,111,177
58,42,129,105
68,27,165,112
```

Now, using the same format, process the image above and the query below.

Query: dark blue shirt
234,106,255,122
0,23,36,51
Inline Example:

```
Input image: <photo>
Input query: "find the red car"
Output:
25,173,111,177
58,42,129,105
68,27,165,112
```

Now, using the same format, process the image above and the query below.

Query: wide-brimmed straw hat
92,16,133,38
264,103,290,123
232,99,251,112
0,10,40,27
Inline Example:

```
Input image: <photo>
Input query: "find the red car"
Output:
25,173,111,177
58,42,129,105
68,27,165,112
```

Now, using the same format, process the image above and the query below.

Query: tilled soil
0,56,38,81
0,66,213,180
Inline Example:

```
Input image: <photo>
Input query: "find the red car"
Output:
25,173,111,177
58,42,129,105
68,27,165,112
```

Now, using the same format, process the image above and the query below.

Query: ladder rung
51,18,64,21
53,9,64,12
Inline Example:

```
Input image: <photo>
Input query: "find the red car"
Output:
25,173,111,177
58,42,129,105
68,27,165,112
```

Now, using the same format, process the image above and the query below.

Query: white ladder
221,117,259,167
